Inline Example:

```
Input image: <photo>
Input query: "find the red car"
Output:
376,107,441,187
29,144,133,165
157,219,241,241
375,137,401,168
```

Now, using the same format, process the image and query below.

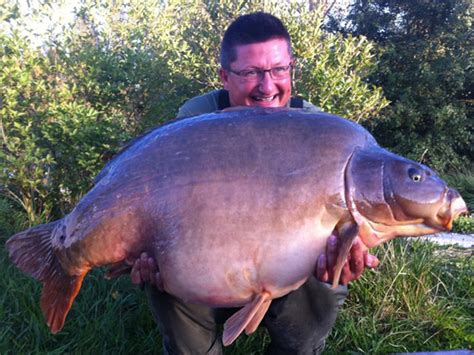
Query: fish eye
408,167,423,182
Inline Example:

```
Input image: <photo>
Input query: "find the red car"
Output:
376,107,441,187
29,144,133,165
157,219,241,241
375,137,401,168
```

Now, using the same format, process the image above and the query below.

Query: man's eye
273,66,287,73
241,70,259,77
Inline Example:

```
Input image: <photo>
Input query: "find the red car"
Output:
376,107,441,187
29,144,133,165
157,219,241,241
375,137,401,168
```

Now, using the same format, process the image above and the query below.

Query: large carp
7,108,467,346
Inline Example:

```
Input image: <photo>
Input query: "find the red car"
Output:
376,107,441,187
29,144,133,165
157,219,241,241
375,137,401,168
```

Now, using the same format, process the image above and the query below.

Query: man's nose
258,71,277,94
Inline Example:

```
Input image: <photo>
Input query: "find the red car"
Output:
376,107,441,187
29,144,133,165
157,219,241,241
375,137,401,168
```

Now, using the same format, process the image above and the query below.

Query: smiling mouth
252,95,277,103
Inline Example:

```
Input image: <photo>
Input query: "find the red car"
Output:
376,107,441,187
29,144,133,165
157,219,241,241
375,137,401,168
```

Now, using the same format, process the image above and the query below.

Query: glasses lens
231,65,291,82
271,66,291,78
240,70,260,80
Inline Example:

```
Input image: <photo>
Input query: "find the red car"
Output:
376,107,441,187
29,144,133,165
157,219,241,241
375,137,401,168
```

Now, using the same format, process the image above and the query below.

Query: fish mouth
434,189,468,231
439,204,468,230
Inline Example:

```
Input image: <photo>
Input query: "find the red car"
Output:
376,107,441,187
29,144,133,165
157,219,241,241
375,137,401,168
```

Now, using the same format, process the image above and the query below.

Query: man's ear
219,68,230,90
290,58,296,82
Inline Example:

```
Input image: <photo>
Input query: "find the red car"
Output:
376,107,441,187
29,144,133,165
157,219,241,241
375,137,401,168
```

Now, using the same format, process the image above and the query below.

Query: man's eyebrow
241,63,289,70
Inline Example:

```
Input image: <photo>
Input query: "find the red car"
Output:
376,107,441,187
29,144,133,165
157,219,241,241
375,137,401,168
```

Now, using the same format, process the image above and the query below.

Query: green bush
0,31,133,223
329,0,473,174
0,0,389,223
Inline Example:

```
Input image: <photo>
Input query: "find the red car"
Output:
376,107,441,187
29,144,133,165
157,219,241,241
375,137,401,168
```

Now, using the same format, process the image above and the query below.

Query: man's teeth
254,96,275,102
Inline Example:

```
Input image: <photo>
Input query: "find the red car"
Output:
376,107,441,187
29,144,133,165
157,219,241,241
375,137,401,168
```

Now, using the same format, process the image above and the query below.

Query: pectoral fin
332,223,359,288
223,291,271,346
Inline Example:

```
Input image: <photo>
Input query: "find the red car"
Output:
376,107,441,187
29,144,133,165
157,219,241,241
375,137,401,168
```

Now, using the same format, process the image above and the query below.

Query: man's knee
263,278,348,354
145,285,223,355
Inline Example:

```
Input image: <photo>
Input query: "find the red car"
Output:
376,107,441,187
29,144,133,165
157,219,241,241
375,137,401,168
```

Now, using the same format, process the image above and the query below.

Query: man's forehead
231,38,292,67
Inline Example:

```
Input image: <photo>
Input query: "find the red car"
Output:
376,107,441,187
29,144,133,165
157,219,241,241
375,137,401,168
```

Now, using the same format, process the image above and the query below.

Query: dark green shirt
177,89,321,118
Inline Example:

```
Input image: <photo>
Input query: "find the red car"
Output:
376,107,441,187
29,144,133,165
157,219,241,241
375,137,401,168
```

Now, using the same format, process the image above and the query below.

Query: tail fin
6,221,88,333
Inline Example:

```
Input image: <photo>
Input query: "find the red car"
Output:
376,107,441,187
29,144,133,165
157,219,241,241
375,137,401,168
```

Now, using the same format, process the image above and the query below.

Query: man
132,12,379,354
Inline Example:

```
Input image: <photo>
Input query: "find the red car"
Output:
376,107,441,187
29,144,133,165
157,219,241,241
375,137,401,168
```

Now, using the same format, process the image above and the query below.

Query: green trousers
145,278,347,354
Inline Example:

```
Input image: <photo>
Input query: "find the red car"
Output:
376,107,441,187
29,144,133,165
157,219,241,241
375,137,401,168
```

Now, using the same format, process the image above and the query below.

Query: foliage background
0,0,472,353
1,0,391,223
327,0,473,174
2,0,472,225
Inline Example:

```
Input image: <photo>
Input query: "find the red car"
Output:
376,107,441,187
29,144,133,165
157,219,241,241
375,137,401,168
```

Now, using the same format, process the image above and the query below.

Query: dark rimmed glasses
228,64,293,82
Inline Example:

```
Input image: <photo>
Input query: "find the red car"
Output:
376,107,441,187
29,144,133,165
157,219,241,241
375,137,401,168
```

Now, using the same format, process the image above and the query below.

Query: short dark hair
220,12,293,70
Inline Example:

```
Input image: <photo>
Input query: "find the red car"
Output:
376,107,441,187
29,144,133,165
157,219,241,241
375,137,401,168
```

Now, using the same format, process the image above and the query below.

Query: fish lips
432,188,468,231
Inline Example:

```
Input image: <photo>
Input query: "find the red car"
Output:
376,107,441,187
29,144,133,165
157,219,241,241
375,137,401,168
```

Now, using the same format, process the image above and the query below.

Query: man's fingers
318,234,379,286
338,238,367,285
130,259,142,285
146,256,158,286
154,272,165,292
138,252,150,281
316,253,329,283
339,260,351,285
147,255,158,273
326,235,339,273
349,238,364,279
365,253,380,269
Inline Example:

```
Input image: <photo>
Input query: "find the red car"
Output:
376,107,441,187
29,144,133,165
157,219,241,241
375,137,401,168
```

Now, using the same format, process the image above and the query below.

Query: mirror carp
6,108,467,345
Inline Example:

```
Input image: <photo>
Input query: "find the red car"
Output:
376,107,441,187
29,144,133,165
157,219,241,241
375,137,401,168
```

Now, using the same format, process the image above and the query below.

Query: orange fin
6,220,88,333
223,291,271,346
41,268,87,333
244,298,272,335
332,223,359,288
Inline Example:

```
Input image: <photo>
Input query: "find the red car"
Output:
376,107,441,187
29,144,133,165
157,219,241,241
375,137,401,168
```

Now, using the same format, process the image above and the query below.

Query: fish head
382,156,467,231
345,147,467,248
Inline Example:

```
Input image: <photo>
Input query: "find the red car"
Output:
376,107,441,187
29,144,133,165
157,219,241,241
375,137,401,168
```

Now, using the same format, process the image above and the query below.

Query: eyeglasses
228,64,292,82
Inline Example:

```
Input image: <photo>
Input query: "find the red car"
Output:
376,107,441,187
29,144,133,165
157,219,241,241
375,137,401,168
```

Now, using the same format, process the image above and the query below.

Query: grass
326,240,473,353
1,234,472,354
0,254,162,354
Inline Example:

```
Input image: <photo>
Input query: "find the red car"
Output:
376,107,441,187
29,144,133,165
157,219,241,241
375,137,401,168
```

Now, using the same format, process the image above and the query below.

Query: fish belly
158,221,332,307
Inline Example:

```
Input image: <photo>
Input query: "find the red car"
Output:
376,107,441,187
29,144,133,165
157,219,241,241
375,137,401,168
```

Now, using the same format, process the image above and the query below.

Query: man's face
219,38,293,108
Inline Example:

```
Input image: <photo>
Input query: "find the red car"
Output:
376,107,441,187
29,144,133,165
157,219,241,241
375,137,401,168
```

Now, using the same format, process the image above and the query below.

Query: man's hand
130,252,164,291
315,235,379,285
